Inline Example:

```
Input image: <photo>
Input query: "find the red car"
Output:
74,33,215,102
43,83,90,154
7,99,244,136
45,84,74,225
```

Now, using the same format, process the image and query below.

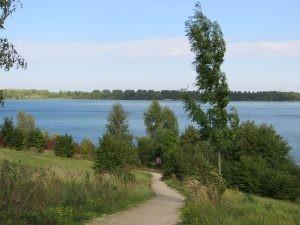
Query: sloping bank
0,148,153,225
166,178,300,225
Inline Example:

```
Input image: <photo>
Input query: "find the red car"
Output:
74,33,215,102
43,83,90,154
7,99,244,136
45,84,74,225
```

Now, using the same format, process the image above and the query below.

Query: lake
0,99,299,163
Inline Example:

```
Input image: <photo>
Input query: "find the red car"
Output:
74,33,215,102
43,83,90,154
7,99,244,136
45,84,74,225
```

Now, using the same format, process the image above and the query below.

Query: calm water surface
1,100,299,163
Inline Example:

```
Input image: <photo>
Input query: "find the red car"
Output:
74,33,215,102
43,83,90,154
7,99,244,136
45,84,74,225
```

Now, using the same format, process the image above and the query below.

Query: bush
54,134,74,158
94,103,135,173
0,117,26,150
27,128,46,151
224,122,300,200
17,111,35,136
11,128,25,150
137,136,156,167
0,117,15,148
95,134,133,173
80,139,95,160
225,155,300,200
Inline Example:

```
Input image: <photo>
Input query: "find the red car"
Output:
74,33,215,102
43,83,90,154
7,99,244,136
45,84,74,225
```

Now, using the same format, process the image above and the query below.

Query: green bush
54,134,74,158
27,128,46,151
94,103,135,173
80,138,95,159
137,136,156,167
95,134,134,173
11,128,25,150
143,101,181,177
0,117,26,150
225,155,300,200
224,122,300,200
0,117,16,148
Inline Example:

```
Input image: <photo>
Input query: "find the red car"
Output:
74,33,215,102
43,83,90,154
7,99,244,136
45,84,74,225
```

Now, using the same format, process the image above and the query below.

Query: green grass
166,179,300,225
0,148,154,225
0,148,93,172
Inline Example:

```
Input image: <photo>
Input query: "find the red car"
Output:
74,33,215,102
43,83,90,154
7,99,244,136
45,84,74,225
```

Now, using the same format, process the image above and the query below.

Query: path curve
88,172,184,225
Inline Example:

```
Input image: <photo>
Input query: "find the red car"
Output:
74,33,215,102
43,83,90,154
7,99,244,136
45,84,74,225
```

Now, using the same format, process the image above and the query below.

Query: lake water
0,100,299,163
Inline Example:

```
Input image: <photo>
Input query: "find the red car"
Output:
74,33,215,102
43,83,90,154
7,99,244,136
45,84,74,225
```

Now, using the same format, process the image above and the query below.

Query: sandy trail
88,172,184,225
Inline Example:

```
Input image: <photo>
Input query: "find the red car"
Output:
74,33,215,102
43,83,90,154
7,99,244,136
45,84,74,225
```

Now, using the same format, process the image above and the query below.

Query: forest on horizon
1,89,300,102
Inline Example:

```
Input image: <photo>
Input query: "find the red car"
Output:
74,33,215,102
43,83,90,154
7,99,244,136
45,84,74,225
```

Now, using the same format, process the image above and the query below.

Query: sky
0,0,299,92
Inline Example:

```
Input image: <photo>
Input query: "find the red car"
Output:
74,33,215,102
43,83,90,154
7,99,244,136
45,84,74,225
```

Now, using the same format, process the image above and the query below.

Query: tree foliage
0,0,26,105
94,103,134,173
80,138,95,160
16,111,35,135
54,134,74,158
0,0,26,71
0,117,15,147
142,101,180,177
27,128,46,151
2,89,300,101
183,3,231,139
224,122,300,200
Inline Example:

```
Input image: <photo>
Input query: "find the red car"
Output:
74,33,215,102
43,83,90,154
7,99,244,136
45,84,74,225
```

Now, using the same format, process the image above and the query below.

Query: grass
166,178,300,225
0,148,154,225
0,148,93,172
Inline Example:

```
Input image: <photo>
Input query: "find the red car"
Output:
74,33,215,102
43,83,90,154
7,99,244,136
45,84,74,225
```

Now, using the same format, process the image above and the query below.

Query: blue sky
1,0,300,91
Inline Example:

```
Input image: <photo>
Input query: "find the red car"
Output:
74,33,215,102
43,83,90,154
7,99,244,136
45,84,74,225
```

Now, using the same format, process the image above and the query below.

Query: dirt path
88,172,185,225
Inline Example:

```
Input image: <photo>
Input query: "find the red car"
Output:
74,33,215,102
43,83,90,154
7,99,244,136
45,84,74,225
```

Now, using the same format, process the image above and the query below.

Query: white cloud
228,40,300,57
15,38,300,63
17,38,191,63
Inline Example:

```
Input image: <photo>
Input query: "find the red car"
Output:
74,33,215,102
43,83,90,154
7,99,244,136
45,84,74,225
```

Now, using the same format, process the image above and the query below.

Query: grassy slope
166,179,300,225
0,148,93,172
0,148,154,225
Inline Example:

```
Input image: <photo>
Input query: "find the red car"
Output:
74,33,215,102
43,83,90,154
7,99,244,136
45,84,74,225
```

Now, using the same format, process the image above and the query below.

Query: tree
144,101,163,138
0,117,15,147
106,103,132,142
183,2,235,175
142,101,180,177
223,122,300,200
16,111,35,135
94,103,134,173
80,139,95,159
0,0,27,105
54,134,74,158
27,128,46,151
16,111,36,147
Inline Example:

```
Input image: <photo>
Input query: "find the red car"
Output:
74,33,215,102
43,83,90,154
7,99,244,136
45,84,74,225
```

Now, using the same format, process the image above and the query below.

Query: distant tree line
3,89,300,101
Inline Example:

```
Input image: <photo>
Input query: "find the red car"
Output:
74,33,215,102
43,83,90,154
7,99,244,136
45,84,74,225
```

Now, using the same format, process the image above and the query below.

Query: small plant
80,138,95,160
0,117,15,147
27,128,46,151
54,134,74,158
243,193,258,204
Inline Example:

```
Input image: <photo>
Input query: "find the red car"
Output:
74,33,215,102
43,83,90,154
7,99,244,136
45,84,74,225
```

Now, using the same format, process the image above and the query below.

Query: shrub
137,136,156,167
94,103,135,173
11,128,25,150
180,125,201,146
27,128,46,151
224,122,300,200
16,111,35,136
54,134,74,158
17,111,36,147
80,139,95,160
225,155,300,200
0,117,15,147
95,134,133,173
45,135,57,150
